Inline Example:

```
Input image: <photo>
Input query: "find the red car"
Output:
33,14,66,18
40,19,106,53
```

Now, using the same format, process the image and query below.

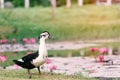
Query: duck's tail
13,60,24,67
13,60,35,69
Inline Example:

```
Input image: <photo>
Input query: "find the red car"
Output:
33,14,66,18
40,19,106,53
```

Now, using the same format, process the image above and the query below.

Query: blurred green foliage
4,0,96,7
5,0,50,7
0,5,120,41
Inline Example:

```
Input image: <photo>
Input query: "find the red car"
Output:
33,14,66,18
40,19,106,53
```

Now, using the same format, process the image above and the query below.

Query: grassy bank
0,69,97,80
0,5,120,41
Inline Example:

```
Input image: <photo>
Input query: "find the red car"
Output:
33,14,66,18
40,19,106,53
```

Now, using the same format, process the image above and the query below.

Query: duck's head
38,31,50,40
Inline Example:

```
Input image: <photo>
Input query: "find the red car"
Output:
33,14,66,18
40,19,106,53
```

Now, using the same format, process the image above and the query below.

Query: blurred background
0,0,120,41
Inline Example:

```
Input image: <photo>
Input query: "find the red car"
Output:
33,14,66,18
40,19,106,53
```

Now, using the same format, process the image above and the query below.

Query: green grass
49,50,80,57
0,69,97,80
0,5,120,41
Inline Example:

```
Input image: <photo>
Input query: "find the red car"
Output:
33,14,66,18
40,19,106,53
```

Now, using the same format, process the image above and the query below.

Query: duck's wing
22,51,39,62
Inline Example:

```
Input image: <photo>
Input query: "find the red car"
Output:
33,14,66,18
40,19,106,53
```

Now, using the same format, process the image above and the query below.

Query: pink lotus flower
0,40,2,44
2,39,8,44
0,40,3,44
99,48,108,54
89,48,98,52
0,56,7,62
13,64,20,69
11,38,16,43
23,38,28,43
50,65,57,71
97,55,104,62
46,59,52,64
0,39,8,44
30,38,36,44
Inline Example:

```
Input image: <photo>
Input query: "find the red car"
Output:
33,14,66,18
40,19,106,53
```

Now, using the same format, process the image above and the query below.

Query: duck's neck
38,38,46,55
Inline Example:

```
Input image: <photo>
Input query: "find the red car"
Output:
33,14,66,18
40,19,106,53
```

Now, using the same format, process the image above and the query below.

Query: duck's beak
48,35,52,39
48,35,55,40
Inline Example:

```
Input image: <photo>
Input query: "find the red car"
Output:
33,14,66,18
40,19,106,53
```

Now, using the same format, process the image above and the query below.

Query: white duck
13,31,51,78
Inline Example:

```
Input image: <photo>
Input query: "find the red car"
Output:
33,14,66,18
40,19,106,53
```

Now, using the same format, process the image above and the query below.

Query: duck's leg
37,67,41,75
28,69,32,79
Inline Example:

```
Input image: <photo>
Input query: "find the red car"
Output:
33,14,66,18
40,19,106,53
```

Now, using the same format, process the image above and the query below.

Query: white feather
18,59,24,62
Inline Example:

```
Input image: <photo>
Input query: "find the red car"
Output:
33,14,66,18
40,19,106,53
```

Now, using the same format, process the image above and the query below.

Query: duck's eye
42,35,46,37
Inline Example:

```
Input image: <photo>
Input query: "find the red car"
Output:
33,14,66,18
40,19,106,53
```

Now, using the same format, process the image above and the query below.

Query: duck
13,31,51,78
